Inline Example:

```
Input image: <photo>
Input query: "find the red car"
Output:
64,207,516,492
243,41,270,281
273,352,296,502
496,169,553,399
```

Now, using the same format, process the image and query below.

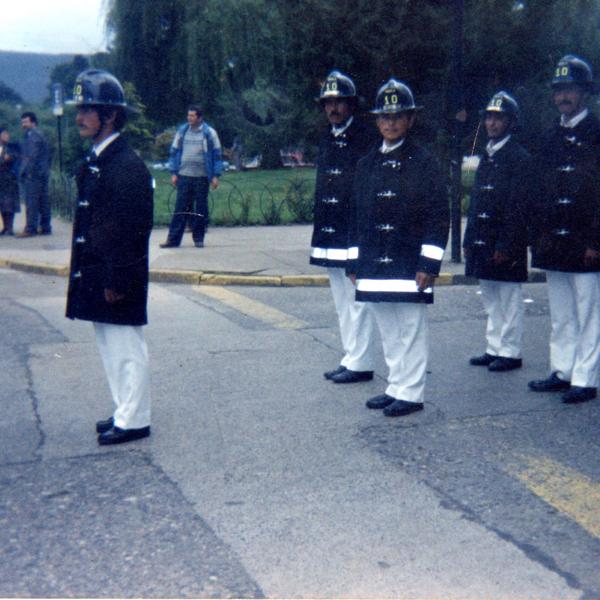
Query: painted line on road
193,285,307,330
509,455,600,539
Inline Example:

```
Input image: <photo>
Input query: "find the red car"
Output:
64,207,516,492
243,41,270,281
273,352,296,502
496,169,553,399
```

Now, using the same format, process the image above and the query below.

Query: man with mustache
528,55,600,404
66,69,154,444
310,70,377,384
464,92,530,372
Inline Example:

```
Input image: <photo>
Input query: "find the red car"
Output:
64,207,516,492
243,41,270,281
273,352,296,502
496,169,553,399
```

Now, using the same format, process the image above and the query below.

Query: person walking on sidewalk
310,70,378,384
528,55,600,405
464,91,530,373
347,79,449,418
0,127,20,235
160,105,222,249
66,69,154,445
17,111,51,237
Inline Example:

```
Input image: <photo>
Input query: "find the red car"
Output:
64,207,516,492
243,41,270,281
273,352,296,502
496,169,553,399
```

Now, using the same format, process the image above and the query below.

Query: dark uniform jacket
66,135,153,326
463,137,530,282
347,137,449,304
530,112,600,273
310,117,376,268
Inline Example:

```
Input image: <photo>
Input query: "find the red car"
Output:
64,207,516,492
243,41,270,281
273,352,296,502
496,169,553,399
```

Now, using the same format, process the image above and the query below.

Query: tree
105,0,600,162
0,80,23,104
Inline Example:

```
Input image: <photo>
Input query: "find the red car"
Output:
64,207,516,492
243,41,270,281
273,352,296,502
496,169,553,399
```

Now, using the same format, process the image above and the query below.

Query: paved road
1,268,599,598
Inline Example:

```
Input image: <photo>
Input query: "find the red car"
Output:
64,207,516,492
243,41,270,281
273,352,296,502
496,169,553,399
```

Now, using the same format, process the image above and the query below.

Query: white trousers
93,322,151,430
328,267,375,371
370,302,428,403
479,280,523,359
546,271,600,388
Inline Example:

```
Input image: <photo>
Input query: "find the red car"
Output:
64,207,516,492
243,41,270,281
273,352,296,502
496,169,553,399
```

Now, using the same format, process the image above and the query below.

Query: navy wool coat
530,112,600,273
66,136,153,326
463,137,530,282
310,117,376,268
347,138,449,304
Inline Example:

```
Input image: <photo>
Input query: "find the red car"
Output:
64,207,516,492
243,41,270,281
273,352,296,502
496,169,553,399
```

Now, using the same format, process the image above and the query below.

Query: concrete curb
0,258,69,278
0,258,548,287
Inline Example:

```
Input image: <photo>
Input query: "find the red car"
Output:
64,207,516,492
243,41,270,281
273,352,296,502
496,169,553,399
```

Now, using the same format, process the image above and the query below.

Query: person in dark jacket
347,79,449,417
0,127,20,235
528,55,600,404
310,70,377,384
464,91,530,372
66,69,154,445
17,111,51,237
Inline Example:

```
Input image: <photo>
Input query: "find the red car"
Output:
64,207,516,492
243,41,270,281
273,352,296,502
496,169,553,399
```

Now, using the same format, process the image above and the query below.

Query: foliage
0,80,23,104
105,0,600,165
120,82,155,158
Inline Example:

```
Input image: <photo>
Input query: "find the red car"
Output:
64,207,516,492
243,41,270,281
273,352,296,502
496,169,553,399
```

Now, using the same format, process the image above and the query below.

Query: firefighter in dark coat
66,69,154,444
528,55,600,404
464,91,530,372
310,70,377,384
347,79,449,417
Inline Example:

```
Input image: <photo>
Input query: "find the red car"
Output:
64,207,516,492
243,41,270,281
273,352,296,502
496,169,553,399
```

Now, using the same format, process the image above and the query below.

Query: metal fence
158,175,314,226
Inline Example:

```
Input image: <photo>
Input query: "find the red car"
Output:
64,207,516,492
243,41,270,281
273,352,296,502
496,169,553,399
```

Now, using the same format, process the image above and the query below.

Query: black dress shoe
331,369,374,384
383,400,424,417
562,386,597,404
469,353,497,366
194,241,204,248
96,417,114,434
366,393,395,409
528,372,570,392
98,426,151,445
488,357,522,372
159,241,179,248
324,365,346,380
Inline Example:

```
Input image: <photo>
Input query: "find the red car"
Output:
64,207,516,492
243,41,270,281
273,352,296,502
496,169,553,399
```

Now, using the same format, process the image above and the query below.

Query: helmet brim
479,107,516,116
316,94,357,103
370,106,423,115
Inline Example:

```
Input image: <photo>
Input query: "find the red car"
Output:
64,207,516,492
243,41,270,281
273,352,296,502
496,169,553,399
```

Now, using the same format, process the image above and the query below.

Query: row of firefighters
309,54,600,417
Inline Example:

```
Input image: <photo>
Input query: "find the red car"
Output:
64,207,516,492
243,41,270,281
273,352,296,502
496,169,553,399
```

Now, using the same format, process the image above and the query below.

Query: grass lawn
152,167,316,227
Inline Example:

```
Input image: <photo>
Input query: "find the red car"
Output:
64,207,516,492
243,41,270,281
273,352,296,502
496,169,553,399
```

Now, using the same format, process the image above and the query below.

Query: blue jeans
22,176,51,233
167,176,209,245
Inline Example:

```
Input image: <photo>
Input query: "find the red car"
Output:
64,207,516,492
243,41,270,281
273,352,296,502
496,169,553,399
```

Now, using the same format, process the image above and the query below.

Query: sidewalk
0,213,544,286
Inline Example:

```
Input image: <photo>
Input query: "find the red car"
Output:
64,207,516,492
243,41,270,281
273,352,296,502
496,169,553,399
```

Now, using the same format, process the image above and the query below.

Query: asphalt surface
2,213,598,599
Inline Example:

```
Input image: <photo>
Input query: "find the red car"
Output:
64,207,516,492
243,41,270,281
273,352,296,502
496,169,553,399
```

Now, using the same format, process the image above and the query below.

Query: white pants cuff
547,271,600,388
479,280,523,359
94,322,151,430
371,302,428,403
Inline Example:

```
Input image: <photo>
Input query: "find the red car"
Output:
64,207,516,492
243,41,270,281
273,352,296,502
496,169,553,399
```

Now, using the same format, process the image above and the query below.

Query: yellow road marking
194,285,307,330
509,455,600,538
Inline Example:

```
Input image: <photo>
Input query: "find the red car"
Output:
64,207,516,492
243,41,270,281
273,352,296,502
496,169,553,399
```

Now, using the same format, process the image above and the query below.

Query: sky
0,0,108,54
